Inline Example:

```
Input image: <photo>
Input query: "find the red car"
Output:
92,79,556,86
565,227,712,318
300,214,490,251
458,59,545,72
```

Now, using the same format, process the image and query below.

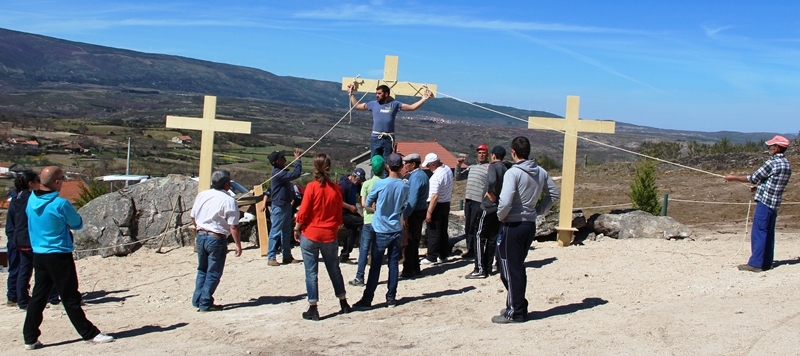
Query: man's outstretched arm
400,89,433,111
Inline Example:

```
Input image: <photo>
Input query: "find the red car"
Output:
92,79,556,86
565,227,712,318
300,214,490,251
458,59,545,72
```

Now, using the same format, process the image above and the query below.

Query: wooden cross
342,55,437,97
528,96,615,246
166,95,252,192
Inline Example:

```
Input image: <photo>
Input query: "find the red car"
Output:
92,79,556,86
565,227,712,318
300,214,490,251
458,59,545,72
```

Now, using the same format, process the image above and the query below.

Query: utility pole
126,137,131,187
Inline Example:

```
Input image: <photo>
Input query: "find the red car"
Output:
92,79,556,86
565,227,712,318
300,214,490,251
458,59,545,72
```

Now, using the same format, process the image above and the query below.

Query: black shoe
340,299,352,314
348,278,365,287
400,272,414,279
450,249,463,257
386,299,397,308
339,257,356,265
491,314,524,324
49,300,61,306
198,304,224,312
19,305,28,311
302,306,320,321
461,251,476,259
352,299,371,309
465,271,488,279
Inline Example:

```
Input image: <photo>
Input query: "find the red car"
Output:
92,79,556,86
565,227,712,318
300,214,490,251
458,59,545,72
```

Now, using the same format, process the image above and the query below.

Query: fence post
459,199,464,210
661,193,669,216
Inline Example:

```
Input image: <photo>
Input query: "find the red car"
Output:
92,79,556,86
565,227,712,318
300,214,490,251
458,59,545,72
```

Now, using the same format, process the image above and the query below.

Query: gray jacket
497,160,559,222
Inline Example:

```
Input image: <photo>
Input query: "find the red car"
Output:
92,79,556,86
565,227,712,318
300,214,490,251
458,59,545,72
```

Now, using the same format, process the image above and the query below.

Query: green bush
629,159,661,215
75,180,109,209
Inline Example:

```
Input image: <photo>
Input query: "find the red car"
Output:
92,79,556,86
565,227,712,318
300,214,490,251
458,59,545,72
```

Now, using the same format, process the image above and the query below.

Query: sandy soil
2,222,800,355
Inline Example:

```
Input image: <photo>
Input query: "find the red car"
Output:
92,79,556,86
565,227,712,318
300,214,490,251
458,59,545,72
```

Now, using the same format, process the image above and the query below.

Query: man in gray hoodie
493,137,559,324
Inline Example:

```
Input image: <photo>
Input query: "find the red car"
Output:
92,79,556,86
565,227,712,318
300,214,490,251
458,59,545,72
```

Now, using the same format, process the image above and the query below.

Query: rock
74,175,199,259
590,210,692,239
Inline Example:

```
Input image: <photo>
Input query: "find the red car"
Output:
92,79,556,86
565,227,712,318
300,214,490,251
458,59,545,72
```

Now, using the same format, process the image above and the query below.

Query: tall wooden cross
529,96,615,246
166,95,252,192
342,55,438,97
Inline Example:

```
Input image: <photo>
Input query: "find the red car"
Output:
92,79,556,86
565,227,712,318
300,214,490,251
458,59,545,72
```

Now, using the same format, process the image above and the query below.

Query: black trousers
16,249,60,308
340,210,363,259
497,221,535,321
403,210,426,274
474,210,500,274
23,253,100,344
463,199,482,255
425,202,451,261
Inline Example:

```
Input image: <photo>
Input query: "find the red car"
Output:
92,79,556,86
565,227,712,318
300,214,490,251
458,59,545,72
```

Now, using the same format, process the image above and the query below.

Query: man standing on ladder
347,84,433,167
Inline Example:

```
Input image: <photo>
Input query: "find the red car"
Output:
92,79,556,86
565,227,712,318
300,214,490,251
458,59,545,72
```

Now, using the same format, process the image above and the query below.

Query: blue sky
1,1,799,134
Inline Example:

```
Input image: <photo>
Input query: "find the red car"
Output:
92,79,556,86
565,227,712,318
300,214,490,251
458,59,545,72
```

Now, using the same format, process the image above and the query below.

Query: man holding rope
346,84,433,165
725,135,792,272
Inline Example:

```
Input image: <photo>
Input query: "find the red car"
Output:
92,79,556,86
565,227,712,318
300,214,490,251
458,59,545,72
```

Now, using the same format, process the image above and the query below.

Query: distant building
0,162,16,176
171,135,192,145
350,141,459,178
6,138,39,150
62,142,86,154
59,179,88,205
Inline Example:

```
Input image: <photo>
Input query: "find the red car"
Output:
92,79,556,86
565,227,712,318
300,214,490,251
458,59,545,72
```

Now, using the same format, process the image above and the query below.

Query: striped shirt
748,153,792,210
455,163,489,202
428,164,453,203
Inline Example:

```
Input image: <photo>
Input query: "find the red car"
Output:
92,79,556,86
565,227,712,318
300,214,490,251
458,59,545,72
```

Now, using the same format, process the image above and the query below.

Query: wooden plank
254,185,269,257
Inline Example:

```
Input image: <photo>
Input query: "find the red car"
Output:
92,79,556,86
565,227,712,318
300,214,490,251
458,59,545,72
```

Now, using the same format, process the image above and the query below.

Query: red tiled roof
177,135,192,141
59,180,88,204
395,141,459,168
0,161,14,168
0,199,9,209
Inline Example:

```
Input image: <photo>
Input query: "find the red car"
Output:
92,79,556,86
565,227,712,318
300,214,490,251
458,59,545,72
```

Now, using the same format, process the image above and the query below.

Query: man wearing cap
265,148,303,266
191,170,242,312
421,153,454,265
353,153,409,309
493,137,559,324
467,145,508,279
349,156,386,286
346,84,434,166
454,144,490,259
725,135,792,272
339,168,366,263
401,153,429,277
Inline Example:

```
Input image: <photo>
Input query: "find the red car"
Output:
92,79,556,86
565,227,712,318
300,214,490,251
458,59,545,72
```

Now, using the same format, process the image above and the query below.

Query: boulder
74,175,198,259
590,210,692,239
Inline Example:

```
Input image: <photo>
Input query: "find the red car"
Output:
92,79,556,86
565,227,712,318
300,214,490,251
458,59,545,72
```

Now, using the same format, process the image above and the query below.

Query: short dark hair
210,170,231,190
376,85,390,94
511,136,530,160
776,145,788,154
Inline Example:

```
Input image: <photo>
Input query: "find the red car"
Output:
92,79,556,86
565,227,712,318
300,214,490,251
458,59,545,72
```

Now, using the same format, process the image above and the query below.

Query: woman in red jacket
293,153,351,320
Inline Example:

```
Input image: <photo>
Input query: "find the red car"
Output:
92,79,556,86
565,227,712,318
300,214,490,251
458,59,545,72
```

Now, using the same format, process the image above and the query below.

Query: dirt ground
1,155,800,355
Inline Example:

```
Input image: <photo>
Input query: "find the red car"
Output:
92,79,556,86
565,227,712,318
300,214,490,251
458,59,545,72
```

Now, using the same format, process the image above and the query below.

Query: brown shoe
283,257,302,264
268,259,280,267
737,264,763,272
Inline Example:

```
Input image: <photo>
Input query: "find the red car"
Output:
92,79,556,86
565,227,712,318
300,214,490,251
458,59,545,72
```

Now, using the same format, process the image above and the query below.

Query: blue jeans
355,224,375,281
6,240,19,301
300,235,346,303
268,202,294,260
749,202,778,270
370,134,394,178
362,231,402,303
192,233,228,310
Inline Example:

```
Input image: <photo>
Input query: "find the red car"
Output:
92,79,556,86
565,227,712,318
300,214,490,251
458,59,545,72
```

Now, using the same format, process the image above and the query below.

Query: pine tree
628,159,661,215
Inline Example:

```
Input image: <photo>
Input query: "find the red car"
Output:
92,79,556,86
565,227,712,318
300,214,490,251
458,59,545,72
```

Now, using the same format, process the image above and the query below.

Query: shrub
629,159,661,215
75,180,109,209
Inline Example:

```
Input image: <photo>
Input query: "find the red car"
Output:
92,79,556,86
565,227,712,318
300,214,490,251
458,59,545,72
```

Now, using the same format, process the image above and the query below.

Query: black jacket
8,190,32,248
481,161,508,213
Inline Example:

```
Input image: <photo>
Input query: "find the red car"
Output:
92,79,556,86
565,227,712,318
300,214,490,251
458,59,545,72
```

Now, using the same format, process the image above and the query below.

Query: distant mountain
0,27,792,144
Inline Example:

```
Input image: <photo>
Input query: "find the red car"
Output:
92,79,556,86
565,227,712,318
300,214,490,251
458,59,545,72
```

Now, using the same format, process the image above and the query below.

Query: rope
668,198,800,205
574,203,632,210
436,90,727,179
249,83,376,194
74,233,167,253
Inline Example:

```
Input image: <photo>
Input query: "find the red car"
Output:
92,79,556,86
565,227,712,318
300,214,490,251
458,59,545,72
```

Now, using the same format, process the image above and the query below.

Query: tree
75,180,109,209
628,159,661,215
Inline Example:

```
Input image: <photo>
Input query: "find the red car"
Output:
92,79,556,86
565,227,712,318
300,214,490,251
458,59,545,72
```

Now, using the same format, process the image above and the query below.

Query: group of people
5,166,114,350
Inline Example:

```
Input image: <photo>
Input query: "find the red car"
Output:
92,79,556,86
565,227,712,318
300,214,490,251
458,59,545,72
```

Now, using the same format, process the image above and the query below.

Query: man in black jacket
466,146,508,279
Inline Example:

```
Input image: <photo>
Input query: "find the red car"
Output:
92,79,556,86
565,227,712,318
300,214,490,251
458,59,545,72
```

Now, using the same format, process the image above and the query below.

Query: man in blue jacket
401,153,429,277
265,148,303,266
22,166,113,350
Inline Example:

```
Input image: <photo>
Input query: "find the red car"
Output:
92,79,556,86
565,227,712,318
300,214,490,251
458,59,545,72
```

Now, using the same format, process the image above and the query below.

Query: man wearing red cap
455,144,490,260
725,135,792,272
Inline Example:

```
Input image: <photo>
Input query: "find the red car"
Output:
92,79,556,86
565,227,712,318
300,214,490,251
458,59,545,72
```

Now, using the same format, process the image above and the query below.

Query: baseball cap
387,153,404,168
765,135,791,148
402,153,421,163
352,168,366,182
490,145,506,159
421,153,439,167
268,151,285,166
476,144,488,152
370,155,385,176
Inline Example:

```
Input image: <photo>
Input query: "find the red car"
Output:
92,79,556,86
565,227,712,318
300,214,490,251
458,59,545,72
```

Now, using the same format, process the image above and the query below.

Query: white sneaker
438,257,449,264
25,340,43,350
89,333,115,344
420,258,437,266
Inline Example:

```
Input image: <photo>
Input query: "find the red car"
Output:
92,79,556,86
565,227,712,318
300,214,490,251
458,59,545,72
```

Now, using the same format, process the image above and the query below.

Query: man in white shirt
421,153,453,265
190,170,242,312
